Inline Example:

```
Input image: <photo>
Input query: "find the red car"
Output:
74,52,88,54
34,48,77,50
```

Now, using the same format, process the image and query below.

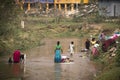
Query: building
98,0,120,17
16,0,89,11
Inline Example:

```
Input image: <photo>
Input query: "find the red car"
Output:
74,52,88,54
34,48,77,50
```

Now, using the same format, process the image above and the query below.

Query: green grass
102,23,119,31
95,67,120,80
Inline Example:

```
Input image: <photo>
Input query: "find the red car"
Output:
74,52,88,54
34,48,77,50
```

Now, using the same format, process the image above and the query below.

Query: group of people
84,30,120,57
84,37,100,56
8,50,26,64
54,38,100,63
9,30,119,64
54,41,75,63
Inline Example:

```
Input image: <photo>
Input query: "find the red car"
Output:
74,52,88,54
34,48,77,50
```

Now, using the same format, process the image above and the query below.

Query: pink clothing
112,34,119,40
110,34,119,40
13,50,21,63
92,47,99,56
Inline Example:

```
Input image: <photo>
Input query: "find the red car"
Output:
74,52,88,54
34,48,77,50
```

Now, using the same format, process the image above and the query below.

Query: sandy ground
0,38,97,80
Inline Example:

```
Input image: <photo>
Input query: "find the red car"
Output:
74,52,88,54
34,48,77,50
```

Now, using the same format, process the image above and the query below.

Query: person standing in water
69,41,75,56
54,41,63,63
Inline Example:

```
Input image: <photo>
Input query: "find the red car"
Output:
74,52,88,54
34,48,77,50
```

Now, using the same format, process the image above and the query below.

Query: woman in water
54,41,63,63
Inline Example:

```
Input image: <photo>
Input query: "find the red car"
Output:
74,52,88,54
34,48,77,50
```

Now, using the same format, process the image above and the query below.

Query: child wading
69,41,75,56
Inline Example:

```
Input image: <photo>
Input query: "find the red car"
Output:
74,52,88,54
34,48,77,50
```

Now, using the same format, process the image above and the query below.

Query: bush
115,38,120,66
95,67,120,80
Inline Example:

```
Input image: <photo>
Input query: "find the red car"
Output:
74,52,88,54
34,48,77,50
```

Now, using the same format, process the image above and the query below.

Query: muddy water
0,38,97,80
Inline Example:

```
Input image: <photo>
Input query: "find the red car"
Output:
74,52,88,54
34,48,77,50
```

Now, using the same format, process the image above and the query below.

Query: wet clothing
54,45,62,63
13,50,21,63
54,50,61,63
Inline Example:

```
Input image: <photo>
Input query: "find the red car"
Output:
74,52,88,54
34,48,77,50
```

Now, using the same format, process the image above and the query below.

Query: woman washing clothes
54,41,63,63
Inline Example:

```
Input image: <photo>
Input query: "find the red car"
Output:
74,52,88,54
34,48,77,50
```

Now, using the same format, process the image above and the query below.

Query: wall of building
98,1,120,17
18,0,89,11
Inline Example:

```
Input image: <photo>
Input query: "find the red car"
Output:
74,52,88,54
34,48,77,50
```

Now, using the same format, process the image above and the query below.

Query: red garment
13,50,21,63
102,39,115,52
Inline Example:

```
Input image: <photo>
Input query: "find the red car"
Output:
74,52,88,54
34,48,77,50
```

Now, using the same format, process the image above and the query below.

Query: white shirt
69,44,74,54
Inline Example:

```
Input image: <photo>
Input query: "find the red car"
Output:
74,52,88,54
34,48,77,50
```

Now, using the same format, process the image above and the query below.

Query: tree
0,0,21,54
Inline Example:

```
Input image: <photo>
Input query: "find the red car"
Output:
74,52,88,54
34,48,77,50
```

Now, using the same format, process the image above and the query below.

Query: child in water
69,41,75,56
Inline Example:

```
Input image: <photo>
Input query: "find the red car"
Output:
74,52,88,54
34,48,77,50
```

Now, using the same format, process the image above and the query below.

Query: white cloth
94,43,99,48
62,56,67,59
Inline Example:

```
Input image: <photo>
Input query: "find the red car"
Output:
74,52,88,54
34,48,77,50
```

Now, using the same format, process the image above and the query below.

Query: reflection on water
0,62,25,80
54,63,62,80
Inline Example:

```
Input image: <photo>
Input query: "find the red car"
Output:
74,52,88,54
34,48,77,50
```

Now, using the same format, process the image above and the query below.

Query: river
0,38,97,80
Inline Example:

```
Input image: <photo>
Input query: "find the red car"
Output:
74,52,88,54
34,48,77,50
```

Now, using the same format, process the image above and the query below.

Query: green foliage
0,0,22,55
93,37,120,80
87,12,104,24
95,67,120,80
0,0,19,37
0,40,11,55
72,15,83,23
102,23,120,31
115,38,120,66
